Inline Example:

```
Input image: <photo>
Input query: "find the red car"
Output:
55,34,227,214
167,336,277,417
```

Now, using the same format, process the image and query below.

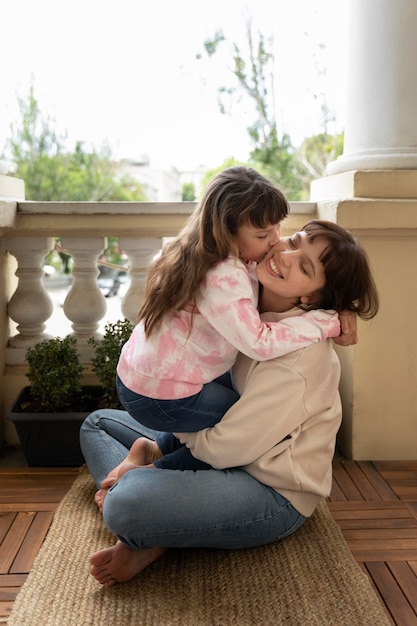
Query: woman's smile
266,255,284,279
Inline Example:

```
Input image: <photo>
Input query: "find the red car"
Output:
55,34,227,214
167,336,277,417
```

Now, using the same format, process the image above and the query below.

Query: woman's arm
332,310,358,346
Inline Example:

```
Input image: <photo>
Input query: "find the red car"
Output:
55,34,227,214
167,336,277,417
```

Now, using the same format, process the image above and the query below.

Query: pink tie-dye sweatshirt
117,257,340,399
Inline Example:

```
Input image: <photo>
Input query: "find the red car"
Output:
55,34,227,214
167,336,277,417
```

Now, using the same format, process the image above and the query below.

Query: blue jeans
79,409,307,550
116,373,239,470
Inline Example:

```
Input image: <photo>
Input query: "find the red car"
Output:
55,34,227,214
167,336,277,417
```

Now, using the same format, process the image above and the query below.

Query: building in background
118,158,207,201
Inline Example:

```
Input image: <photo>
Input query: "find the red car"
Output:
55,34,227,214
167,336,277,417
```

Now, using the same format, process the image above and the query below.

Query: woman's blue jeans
79,409,307,551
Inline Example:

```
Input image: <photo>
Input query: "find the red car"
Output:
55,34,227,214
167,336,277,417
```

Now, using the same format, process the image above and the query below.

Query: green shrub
88,319,133,408
25,335,84,411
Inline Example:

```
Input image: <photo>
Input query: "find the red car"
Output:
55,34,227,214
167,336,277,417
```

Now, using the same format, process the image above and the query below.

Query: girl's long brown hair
138,166,290,337
302,220,379,320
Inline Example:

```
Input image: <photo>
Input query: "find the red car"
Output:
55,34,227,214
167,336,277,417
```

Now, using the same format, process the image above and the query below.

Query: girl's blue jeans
79,409,307,551
116,373,240,470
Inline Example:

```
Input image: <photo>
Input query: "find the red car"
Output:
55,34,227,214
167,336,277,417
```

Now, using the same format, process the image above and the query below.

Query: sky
1,0,349,172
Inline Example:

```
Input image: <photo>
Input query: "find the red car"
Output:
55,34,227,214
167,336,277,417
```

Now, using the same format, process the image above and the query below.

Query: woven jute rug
8,467,390,626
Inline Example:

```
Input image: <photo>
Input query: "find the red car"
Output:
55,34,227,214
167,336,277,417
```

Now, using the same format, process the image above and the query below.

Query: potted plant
7,335,102,467
7,319,133,467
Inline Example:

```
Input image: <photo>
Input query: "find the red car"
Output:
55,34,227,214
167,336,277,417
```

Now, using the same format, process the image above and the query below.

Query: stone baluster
6,237,55,363
118,237,163,323
60,237,107,349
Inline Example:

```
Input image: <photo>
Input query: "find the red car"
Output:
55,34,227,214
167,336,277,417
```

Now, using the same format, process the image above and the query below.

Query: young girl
116,167,341,435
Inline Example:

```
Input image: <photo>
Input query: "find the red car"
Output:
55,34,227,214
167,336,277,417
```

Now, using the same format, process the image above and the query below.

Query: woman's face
256,231,328,312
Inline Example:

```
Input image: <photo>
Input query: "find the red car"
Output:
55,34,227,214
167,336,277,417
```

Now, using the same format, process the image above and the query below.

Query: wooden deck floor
0,460,416,625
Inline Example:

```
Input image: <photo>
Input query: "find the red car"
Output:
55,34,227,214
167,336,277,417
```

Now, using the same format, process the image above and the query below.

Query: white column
327,0,417,174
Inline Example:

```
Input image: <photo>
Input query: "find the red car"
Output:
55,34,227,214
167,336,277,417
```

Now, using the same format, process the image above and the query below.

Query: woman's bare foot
94,438,162,512
89,541,167,586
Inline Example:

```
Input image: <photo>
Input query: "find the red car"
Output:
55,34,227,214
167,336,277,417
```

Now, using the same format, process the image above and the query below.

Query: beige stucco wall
311,170,417,460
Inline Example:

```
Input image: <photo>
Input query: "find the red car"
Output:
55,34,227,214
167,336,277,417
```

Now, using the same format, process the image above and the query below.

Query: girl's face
256,231,328,312
233,222,281,263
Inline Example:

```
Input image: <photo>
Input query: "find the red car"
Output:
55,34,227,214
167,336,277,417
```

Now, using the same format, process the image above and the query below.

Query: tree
199,24,303,199
182,182,196,201
297,131,344,192
3,84,145,202
198,21,343,200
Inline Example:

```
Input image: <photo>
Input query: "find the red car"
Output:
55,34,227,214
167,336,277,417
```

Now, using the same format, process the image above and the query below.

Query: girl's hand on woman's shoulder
332,310,358,346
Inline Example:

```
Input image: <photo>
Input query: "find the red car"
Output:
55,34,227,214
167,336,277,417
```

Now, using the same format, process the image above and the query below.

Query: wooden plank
329,507,413,520
0,602,15,621
0,467,80,475
360,564,396,626
358,461,400,500
348,537,417,551
0,503,59,512
381,470,417,480
0,587,19,602
340,460,384,500
331,461,365,500
10,511,53,574
366,561,417,625
0,574,27,585
387,562,417,614
343,528,417,540
351,549,417,562
408,502,417,521
328,477,347,501
0,487,75,504
374,460,417,471
0,513,16,543
0,512,35,574
328,500,407,511
337,517,417,530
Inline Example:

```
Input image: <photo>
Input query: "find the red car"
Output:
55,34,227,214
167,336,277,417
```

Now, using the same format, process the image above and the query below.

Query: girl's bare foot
95,489,106,512
89,541,167,586
94,438,162,512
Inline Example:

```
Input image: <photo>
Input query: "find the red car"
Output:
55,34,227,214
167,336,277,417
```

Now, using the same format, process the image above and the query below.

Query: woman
80,220,379,586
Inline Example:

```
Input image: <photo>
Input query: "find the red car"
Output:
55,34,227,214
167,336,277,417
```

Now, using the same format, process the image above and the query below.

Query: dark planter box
7,386,104,467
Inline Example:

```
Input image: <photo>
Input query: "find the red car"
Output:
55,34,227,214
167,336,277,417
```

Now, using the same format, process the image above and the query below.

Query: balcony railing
2,200,317,366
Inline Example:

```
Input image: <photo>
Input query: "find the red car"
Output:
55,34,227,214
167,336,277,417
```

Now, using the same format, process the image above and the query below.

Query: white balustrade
118,237,163,323
60,237,107,345
5,237,55,364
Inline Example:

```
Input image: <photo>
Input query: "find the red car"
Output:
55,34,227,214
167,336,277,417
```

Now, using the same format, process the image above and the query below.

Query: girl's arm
198,259,340,361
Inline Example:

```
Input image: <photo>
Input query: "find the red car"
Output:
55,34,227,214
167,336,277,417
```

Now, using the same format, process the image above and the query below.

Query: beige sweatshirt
178,309,342,517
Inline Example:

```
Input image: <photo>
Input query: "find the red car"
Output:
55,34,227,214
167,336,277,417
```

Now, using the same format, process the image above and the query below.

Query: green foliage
3,83,146,202
297,132,344,181
200,157,246,197
88,319,133,408
25,336,84,412
182,182,196,201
